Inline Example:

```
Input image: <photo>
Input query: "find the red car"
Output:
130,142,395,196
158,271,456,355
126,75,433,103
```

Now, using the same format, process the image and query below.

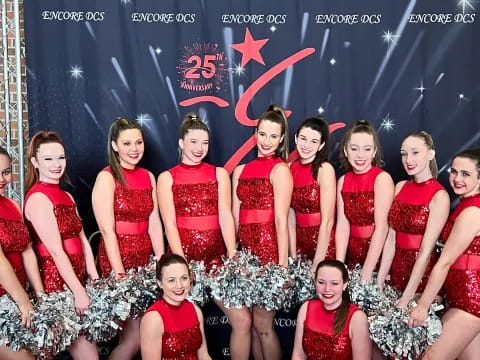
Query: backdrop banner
24,0,479,358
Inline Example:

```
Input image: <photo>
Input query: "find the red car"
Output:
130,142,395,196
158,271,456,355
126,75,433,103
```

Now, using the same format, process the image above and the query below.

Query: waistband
239,209,274,225
350,225,374,239
36,237,83,257
176,215,220,231
115,220,148,235
396,232,423,249
296,212,321,227
451,254,480,270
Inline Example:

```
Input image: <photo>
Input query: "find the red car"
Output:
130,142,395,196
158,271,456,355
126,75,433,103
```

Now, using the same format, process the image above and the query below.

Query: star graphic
380,114,395,131
458,93,470,102
329,58,336,66
155,48,162,54
414,81,426,94
270,25,277,33
317,106,325,114
70,65,83,79
232,64,245,76
231,28,269,67
457,0,475,13
136,113,152,128
382,30,398,45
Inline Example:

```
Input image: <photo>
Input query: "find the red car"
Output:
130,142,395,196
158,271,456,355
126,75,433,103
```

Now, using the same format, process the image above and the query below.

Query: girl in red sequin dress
232,105,293,360
292,259,371,360
336,120,394,281
158,113,251,360
24,131,99,360
0,147,43,360
378,132,449,308
92,117,165,360
140,254,210,360
410,148,480,360
289,117,336,270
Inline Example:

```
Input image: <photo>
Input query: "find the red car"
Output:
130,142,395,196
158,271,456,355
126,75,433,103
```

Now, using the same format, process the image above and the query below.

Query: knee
230,312,252,333
252,315,274,334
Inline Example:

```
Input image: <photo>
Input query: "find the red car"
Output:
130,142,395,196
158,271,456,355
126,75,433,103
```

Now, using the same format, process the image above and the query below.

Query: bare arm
140,311,163,360
271,163,293,267
361,172,394,281
157,171,184,257
350,310,372,360
398,190,449,306
148,171,165,258
92,171,125,275
291,302,308,360
231,165,245,233
216,167,237,258
21,244,44,295
288,208,297,257
312,162,336,265
194,304,212,360
335,176,350,262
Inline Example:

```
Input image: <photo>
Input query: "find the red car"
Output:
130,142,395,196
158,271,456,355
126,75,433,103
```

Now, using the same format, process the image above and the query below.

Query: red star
231,28,269,67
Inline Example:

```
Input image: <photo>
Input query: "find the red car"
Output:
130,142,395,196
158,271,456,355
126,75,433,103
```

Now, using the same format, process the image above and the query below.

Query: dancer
232,104,293,360
0,147,43,360
410,148,480,360
140,254,211,360
157,113,251,360
377,131,449,307
289,117,336,269
24,131,99,360
92,117,164,359
335,120,394,280
292,259,371,360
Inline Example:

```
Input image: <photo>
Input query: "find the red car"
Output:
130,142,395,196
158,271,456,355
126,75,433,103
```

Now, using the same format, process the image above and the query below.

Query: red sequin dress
441,193,480,317
237,156,283,264
169,163,226,270
290,161,335,260
388,179,444,292
98,166,154,276
25,182,86,293
147,298,202,359
0,196,30,296
341,166,383,269
302,299,360,360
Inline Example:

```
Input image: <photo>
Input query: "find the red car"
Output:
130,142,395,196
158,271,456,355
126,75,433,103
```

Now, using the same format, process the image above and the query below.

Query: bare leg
459,332,480,360
252,306,281,360
0,347,34,360
108,318,141,360
214,300,252,360
251,327,264,360
69,335,99,360
422,308,480,360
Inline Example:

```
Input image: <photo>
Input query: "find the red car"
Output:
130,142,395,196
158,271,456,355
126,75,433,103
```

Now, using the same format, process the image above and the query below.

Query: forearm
81,239,99,279
219,214,237,257
50,250,87,295
149,225,165,259
21,248,44,294
401,251,434,299
164,224,185,257
100,231,126,275
275,217,289,266
377,233,395,284
313,218,334,263
335,225,349,262
417,262,449,308
0,257,31,306
362,226,388,276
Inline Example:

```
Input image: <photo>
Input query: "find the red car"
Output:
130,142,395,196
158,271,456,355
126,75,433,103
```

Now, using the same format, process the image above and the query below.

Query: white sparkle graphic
380,114,395,131
458,93,470,102
120,0,131,4
155,48,162,54
329,58,336,66
457,0,476,13
317,106,325,114
233,64,245,76
70,65,83,79
270,25,277,32
382,30,398,45
136,113,152,128
414,81,426,94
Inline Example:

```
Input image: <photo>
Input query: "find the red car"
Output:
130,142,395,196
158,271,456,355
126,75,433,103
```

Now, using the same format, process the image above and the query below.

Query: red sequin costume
441,193,480,317
290,161,335,260
302,299,360,360
0,196,30,296
388,179,444,292
25,182,85,293
169,163,226,270
237,156,283,264
98,167,153,276
341,166,383,269
147,298,202,360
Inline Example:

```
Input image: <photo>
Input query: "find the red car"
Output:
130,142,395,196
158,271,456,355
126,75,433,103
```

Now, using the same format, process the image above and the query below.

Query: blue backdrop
23,0,479,358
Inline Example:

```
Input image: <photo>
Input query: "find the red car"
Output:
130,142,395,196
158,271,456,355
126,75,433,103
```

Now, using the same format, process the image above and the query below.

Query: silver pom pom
0,294,35,351
252,262,294,311
186,260,210,306
287,256,315,310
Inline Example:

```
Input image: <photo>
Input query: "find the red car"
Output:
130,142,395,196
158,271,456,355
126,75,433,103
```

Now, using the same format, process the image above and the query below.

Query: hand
360,269,372,282
88,269,99,281
73,289,91,316
18,301,35,328
376,278,385,291
396,295,411,310
227,250,238,260
310,261,319,277
409,304,428,327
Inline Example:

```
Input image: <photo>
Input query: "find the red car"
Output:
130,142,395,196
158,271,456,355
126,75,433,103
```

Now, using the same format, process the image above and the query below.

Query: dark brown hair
453,148,480,176
256,104,289,161
0,147,11,161
178,112,210,160
25,131,71,192
403,131,438,179
295,117,330,179
315,259,350,335
155,254,190,287
107,117,143,186
338,120,383,172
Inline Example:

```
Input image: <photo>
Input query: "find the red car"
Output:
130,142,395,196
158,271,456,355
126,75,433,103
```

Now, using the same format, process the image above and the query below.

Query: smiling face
449,156,480,198
255,120,283,158
400,136,434,181
0,154,12,195
295,126,324,164
112,128,144,169
179,129,209,165
344,132,376,174
158,262,191,306
31,142,66,184
315,265,348,310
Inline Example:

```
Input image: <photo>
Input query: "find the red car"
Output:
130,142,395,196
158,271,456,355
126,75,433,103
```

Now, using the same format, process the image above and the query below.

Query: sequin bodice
147,298,201,360
291,161,320,214
170,163,218,217
389,179,444,235
302,300,359,360
341,167,383,226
